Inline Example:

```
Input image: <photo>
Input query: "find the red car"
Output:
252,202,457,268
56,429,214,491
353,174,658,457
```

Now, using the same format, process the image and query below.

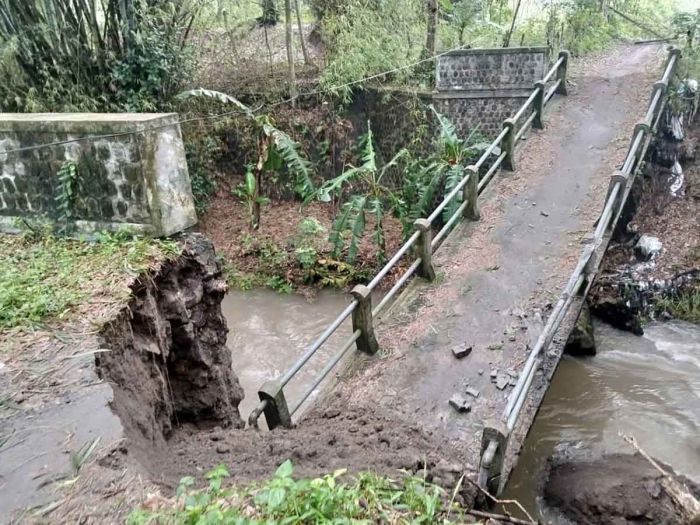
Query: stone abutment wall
0,113,197,236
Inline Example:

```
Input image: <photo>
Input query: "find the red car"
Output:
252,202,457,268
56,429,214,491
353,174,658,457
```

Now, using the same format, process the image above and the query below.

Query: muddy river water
505,320,700,519
222,290,699,516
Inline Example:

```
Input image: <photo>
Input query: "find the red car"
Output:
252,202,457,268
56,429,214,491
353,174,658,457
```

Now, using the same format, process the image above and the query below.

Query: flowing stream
221,289,354,422
504,320,700,520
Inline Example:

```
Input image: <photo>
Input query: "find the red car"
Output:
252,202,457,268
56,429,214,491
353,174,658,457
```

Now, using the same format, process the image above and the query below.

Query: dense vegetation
128,461,473,525
0,0,697,295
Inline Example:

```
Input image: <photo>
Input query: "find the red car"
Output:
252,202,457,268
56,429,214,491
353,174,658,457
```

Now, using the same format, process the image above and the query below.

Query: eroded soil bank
541,449,700,524
590,118,700,333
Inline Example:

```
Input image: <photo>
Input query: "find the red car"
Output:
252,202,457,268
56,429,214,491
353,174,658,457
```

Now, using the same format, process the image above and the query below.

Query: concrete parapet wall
0,113,197,236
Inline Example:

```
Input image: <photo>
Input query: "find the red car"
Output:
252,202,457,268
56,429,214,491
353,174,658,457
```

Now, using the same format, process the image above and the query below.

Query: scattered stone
490,369,498,379
452,345,473,359
478,369,484,376
216,444,230,454
487,343,503,351
540,210,550,217
634,234,662,261
495,373,510,390
448,395,471,413
466,387,480,398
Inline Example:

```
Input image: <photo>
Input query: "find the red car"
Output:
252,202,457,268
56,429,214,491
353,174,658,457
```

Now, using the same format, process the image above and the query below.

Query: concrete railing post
258,379,293,430
533,80,546,129
478,420,509,495
607,169,630,221
556,50,570,96
351,285,379,354
414,218,437,281
501,118,517,171
462,166,480,220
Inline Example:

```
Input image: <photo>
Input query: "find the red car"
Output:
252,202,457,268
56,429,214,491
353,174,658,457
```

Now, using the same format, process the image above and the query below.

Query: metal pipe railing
279,300,358,386
250,49,573,430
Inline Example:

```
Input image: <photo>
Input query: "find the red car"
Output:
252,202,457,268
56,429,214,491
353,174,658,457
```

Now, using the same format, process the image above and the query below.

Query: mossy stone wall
0,113,197,236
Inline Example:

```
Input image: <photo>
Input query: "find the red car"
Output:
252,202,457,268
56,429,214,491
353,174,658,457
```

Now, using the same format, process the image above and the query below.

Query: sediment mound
542,450,700,524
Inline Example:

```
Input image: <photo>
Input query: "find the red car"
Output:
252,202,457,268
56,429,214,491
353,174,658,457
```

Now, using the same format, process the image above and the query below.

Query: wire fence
476,46,682,495
248,50,572,430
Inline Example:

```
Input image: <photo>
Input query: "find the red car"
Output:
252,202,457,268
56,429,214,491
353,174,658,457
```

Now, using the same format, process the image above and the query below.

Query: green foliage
322,123,407,263
655,288,700,323
129,460,464,524
317,0,428,94
0,0,196,112
184,136,220,216
177,89,316,225
55,159,81,225
0,231,178,332
233,170,270,228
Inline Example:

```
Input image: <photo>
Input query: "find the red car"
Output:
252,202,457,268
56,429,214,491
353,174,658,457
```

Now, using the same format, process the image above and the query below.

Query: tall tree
425,0,438,57
260,0,279,25
294,0,311,65
285,0,297,104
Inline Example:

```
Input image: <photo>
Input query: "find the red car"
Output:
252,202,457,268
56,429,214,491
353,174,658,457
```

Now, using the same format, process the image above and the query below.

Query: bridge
247,43,680,494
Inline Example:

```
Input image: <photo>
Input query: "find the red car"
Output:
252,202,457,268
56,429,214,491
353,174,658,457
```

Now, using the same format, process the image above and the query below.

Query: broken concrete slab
448,395,472,413
466,387,480,398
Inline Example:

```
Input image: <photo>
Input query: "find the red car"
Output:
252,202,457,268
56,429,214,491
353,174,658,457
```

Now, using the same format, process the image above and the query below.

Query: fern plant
177,88,315,229
321,123,407,263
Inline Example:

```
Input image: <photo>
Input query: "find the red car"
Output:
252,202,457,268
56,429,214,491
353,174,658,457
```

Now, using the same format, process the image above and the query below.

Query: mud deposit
543,451,700,524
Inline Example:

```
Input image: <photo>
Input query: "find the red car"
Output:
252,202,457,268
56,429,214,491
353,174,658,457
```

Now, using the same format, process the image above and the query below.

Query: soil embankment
590,118,700,333
542,450,700,524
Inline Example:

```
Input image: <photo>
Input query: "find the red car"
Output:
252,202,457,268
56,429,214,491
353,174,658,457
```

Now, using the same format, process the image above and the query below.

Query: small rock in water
634,234,662,261
540,210,550,217
452,345,473,359
466,387,480,398
448,395,471,413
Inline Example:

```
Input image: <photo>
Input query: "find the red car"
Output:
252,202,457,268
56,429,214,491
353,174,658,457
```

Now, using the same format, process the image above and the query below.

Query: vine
55,159,81,227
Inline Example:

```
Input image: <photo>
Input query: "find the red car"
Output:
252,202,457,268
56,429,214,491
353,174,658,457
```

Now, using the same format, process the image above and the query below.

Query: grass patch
129,461,467,525
655,287,700,323
0,231,179,332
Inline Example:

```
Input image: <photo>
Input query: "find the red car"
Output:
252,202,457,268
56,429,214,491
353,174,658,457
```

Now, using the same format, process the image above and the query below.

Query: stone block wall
435,47,549,139
0,113,197,236
437,47,548,91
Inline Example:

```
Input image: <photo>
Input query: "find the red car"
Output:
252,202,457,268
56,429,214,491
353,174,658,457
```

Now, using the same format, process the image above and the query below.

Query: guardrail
476,46,682,495
248,50,572,430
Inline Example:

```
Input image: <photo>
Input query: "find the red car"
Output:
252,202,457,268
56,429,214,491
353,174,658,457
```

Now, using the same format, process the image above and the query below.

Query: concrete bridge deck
319,43,664,483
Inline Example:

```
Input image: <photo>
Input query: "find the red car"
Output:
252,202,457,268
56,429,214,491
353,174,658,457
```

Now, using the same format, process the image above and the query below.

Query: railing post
414,218,437,281
533,80,546,129
607,169,630,221
501,118,517,171
258,379,293,430
462,166,480,220
478,420,509,495
555,50,570,96
351,285,379,354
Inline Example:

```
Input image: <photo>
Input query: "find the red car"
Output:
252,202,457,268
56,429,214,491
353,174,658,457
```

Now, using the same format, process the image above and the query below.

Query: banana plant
232,170,270,229
177,88,315,229
320,122,407,263
401,105,484,230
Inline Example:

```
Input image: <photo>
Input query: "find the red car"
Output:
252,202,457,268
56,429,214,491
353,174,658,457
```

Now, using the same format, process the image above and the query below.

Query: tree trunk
502,0,523,47
425,0,438,57
285,0,297,105
294,0,311,65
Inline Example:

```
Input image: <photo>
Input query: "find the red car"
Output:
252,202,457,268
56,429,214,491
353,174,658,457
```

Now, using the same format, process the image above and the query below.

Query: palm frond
346,195,367,264
429,104,461,151
442,164,465,223
176,88,253,117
